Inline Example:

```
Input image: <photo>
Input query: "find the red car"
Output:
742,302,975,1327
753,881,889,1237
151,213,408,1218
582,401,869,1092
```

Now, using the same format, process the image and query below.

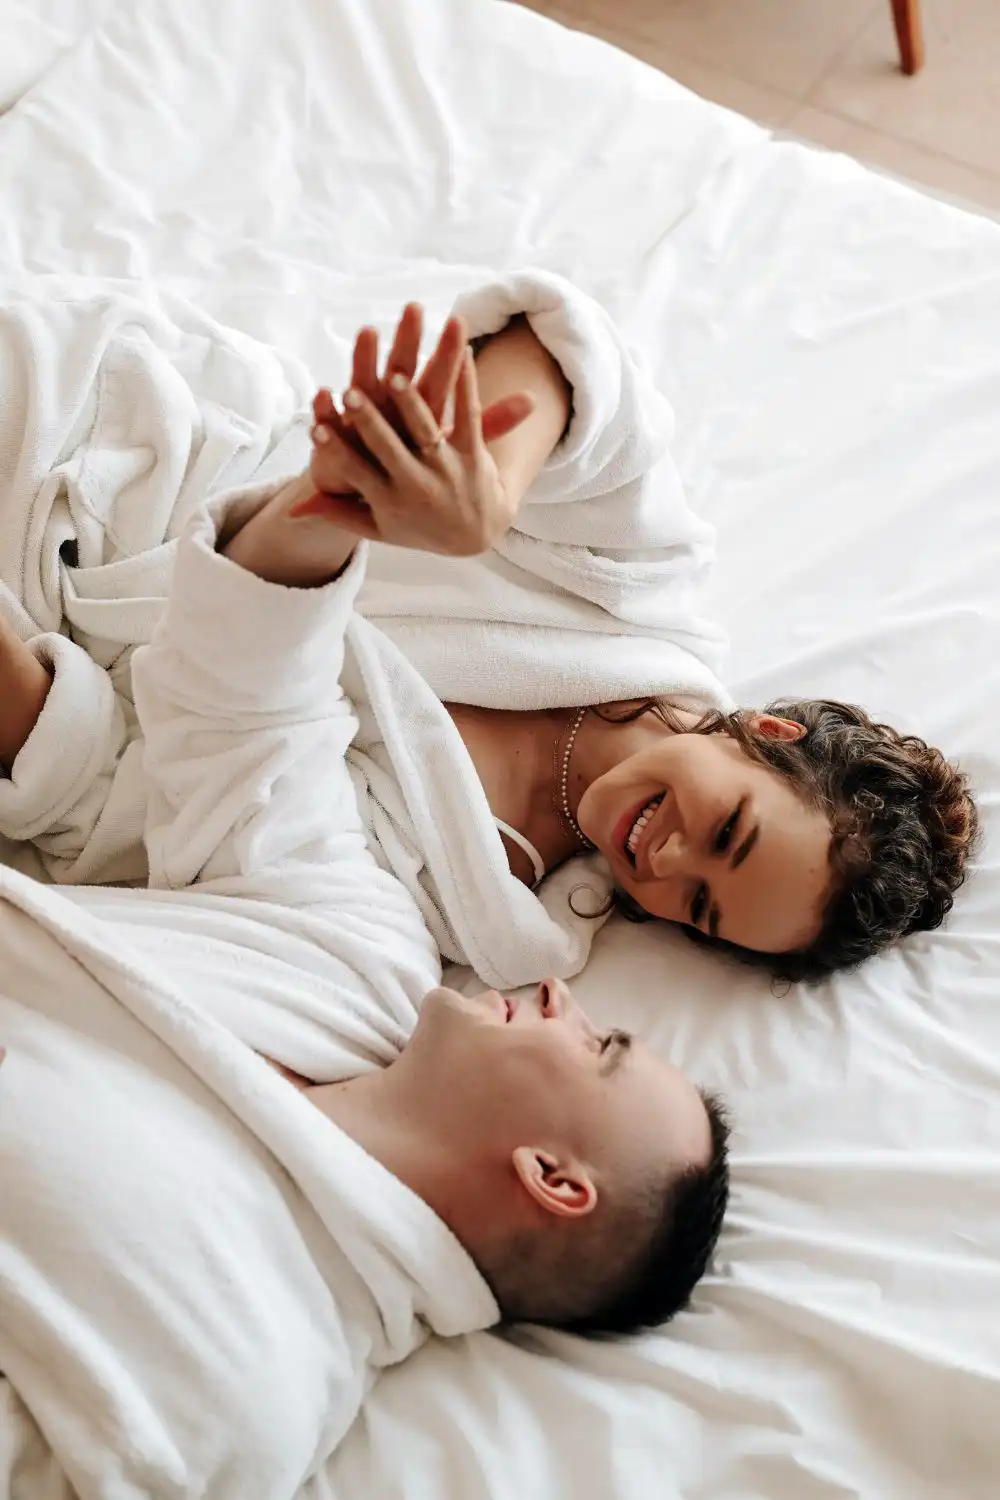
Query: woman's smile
612,790,668,871
577,726,835,952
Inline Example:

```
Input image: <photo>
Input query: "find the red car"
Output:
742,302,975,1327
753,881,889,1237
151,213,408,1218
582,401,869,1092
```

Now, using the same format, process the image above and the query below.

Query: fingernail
344,389,362,410
312,425,331,445
389,373,407,392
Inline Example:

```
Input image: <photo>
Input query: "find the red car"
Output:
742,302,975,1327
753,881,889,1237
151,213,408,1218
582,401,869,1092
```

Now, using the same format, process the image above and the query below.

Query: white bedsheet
2,3,999,1498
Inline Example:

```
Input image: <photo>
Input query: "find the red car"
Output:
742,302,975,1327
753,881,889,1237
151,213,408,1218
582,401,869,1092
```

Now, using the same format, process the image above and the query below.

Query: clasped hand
294,305,535,557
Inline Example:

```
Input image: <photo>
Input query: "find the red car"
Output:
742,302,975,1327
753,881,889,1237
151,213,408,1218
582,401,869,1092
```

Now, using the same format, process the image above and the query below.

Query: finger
310,423,387,495
288,490,380,537
342,388,424,480
416,316,466,424
312,396,355,449
480,392,535,446
452,349,484,455
313,387,336,424
388,374,448,457
384,303,423,384
351,328,380,401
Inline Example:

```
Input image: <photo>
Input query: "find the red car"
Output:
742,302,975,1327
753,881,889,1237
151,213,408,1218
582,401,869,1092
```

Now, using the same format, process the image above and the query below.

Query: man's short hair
481,1090,731,1333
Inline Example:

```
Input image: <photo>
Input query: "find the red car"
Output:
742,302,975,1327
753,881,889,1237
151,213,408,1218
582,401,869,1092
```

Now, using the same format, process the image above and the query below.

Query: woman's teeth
625,794,663,860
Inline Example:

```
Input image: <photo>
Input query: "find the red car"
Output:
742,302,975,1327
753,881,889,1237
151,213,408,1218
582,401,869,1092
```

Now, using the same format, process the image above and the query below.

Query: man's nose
539,978,597,1034
538,977,576,1019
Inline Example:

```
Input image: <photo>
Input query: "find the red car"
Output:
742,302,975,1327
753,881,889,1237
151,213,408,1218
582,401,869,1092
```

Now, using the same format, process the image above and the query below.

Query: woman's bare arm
223,308,570,584
471,314,571,509
311,306,570,514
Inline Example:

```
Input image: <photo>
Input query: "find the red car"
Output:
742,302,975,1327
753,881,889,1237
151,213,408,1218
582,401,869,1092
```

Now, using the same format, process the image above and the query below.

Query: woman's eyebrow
731,824,759,871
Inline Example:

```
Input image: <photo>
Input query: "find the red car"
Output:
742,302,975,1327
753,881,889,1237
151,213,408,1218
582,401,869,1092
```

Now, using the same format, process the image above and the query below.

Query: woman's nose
647,828,689,879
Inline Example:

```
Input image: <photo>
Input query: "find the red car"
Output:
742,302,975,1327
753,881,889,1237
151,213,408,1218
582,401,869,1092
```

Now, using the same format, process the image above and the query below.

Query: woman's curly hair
608,698,979,983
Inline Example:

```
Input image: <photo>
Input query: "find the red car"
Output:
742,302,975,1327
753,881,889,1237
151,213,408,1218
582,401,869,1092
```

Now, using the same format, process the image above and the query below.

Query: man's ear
511,1146,598,1220
747,713,806,743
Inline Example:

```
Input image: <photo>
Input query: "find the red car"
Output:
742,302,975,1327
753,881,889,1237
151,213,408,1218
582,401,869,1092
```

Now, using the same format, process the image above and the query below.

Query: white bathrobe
0,271,730,986
0,493,498,1500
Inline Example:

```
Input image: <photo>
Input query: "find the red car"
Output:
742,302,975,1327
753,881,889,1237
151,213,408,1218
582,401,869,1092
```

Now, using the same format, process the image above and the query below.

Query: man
0,421,729,1496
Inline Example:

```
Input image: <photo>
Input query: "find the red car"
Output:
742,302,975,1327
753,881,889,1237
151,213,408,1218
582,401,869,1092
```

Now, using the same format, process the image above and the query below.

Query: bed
3,1,999,1496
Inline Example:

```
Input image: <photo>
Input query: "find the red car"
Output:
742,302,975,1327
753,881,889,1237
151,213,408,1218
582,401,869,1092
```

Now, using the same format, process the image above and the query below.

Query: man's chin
421,985,505,1026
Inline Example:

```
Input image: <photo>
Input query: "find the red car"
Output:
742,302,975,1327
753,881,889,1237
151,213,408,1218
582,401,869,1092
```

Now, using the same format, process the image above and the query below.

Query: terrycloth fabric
0,277,316,880
347,271,731,985
359,270,728,711
0,493,496,1500
0,270,729,983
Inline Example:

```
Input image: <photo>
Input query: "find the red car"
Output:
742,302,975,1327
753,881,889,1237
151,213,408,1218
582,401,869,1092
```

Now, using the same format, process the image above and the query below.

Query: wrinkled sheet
2,3,999,1497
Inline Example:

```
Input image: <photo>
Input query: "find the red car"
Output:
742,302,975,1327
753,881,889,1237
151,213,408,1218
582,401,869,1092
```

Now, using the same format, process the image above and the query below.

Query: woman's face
576,719,833,955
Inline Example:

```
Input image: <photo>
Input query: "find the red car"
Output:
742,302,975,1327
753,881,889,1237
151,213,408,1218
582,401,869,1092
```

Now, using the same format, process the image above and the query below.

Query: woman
238,296,977,988
0,276,977,988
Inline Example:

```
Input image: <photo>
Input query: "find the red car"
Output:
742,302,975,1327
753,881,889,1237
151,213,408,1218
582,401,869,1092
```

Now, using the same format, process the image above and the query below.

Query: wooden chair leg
891,0,925,75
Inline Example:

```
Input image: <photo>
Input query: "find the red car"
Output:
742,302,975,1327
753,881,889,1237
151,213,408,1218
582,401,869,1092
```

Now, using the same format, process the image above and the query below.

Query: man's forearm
0,620,53,772
222,472,358,587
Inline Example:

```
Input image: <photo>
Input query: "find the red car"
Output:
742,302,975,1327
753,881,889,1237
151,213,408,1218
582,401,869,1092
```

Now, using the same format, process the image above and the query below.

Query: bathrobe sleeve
0,627,141,882
0,279,315,885
129,482,438,983
357,269,731,716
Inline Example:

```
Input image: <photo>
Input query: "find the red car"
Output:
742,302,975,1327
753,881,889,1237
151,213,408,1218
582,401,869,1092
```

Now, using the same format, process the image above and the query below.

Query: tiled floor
516,0,1000,217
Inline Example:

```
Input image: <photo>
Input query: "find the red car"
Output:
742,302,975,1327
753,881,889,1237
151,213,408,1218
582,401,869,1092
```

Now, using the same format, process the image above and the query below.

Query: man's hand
221,302,567,584
311,306,533,492
296,337,534,557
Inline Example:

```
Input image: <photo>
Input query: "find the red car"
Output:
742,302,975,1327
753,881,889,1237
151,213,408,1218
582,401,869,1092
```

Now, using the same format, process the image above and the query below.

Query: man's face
402,979,711,1197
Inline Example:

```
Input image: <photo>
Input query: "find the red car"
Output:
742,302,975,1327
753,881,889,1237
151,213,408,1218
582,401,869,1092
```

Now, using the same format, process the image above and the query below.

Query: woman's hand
310,304,456,479
297,336,535,556
310,306,533,488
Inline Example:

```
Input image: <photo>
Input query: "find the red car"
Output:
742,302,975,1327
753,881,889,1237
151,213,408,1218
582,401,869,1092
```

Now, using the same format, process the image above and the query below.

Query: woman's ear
748,713,806,743
511,1146,598,1219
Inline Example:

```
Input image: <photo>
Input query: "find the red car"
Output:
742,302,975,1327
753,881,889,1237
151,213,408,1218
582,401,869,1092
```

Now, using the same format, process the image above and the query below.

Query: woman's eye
600,1033,612,1055
715,806,740,854
690,884,708,927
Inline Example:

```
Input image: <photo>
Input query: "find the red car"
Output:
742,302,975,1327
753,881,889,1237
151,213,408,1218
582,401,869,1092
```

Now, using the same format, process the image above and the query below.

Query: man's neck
302,1068,456,1222
291,1060,506,1276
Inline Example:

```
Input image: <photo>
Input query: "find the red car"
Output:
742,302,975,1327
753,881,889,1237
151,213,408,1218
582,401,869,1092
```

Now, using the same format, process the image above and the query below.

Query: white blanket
0,270,728,984
0,491,497,1500
4,2,1000,1496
